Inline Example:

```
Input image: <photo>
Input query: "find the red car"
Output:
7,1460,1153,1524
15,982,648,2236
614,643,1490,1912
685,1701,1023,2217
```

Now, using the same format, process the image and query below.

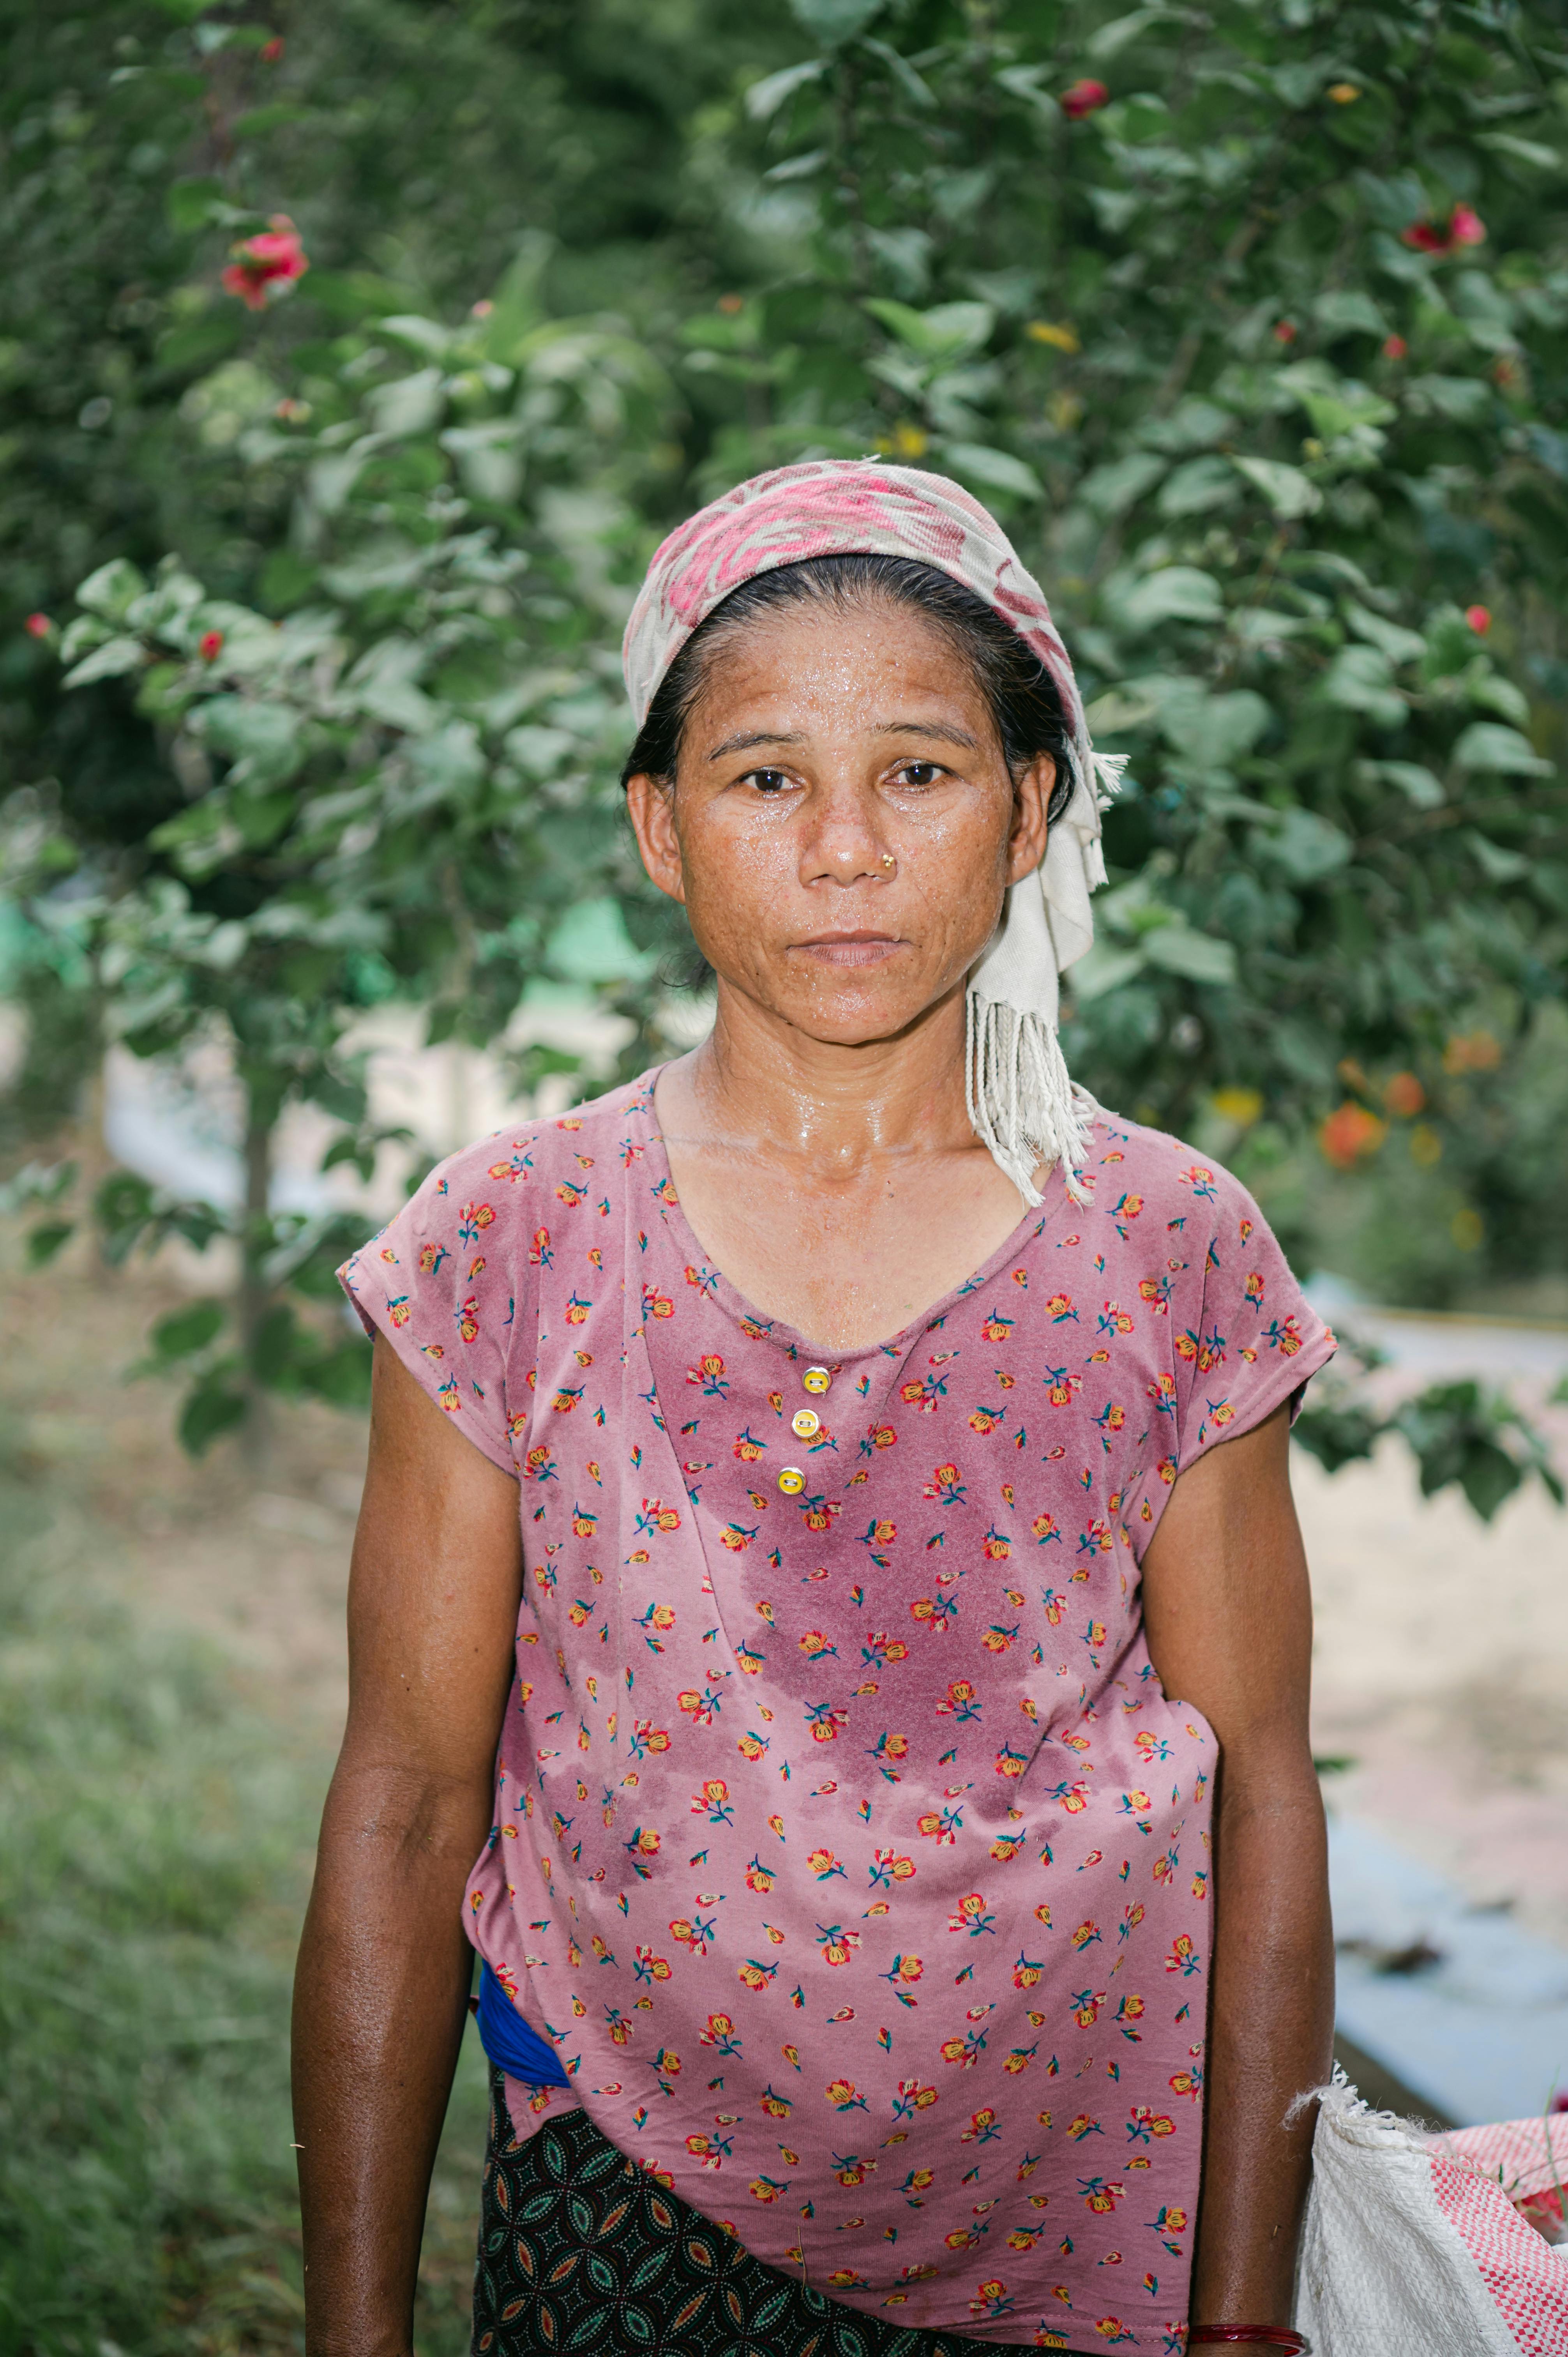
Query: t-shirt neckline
630,1062,1089,1364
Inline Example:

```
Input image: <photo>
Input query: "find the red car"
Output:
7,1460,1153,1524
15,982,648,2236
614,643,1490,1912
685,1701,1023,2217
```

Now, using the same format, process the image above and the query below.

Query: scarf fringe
966,995,1099,1210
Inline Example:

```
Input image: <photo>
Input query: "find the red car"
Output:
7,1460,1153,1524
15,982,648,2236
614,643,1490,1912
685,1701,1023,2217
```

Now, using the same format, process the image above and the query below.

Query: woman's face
624,597,1053,1048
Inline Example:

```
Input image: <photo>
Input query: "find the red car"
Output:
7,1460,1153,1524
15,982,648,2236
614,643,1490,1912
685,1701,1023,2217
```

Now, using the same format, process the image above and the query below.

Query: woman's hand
1141,1398,1333,2328
291,1336,523,2357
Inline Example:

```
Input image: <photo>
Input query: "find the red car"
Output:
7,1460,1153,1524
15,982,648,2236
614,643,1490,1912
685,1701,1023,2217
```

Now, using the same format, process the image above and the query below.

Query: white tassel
966,994,1099,1211
1090,747,1128,811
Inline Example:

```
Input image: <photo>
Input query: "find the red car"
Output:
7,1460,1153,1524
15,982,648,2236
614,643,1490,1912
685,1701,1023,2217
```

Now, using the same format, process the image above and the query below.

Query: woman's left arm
1140,1397,1334,2332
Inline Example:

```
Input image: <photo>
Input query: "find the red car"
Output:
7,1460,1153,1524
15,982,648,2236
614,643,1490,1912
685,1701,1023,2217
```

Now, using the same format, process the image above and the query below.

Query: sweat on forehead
622,553,1076,819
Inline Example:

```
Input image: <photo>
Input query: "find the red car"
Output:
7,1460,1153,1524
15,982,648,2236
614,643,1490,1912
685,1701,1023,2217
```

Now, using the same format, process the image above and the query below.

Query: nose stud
880,853,895,871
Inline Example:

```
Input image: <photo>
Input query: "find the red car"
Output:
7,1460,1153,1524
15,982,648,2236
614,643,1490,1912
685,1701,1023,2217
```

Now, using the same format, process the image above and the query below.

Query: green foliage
1295,1363,1565,1521
0,1426,491,2355
0,1465,305,2350
5,0,1568,1498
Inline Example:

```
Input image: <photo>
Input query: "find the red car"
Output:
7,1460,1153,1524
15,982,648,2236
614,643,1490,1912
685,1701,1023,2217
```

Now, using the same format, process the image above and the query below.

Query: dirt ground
9,1224,1568,1979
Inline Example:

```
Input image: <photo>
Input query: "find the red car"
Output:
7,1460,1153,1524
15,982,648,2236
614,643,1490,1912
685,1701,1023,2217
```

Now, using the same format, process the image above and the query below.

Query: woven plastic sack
1295,2079,1568,2356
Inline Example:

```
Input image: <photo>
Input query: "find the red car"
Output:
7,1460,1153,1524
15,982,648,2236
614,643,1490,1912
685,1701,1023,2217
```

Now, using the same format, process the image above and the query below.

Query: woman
294,461,1335,2356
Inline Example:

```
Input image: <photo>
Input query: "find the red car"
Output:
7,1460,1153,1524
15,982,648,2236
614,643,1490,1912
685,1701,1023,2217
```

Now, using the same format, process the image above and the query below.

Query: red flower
1273,319,1298,345
260,35,284,62
1401,206,1486,257
221,214,309,311
198,630,225,661
1318,1103,1386,1171
24,612,52,639
1464,604,1491,636
1381,334,1407,360
1059,79,1110,119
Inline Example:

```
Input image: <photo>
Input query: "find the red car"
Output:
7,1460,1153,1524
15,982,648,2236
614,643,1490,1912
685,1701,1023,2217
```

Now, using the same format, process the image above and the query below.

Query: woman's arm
1140,1398,1333,2331
291,1336,523,2357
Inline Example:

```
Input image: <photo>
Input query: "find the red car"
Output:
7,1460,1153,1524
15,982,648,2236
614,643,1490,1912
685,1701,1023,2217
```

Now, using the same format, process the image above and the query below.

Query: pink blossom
1059,79,1110,119
1381,334,1407,360
1273,319,1298,345
1464,605,1491,636
199,630,225,661
24,612,52,639
221,214,309,311
1401,207,1486,257
260,35,284,62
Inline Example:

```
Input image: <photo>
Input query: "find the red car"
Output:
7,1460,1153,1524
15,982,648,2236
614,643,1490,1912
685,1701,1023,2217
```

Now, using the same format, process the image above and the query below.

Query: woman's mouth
791,931,906,967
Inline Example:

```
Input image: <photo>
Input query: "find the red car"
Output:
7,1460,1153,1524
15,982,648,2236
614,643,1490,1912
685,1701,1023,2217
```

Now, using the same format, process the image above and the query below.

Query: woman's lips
791,932,906,967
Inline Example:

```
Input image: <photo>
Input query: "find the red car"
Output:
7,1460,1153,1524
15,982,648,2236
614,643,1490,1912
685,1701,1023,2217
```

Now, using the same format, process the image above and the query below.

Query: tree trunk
238,1088,274,1474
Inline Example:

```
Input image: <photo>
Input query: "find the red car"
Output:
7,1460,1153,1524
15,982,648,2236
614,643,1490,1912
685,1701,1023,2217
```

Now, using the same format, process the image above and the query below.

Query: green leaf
1375,761,1444,809
860,37,936,109
191,698,307,789
1313,290,1388,339
789,0,883,42
62,636,144,687
178,1375,247,1458
546,898,654,985
1141,926,1238,985
1451,722,1552,776
1067,942,1146,1002
1344,604,1425,666
1466,830,1529,882
75,559,148,622
26,1221,76,1267
1406,374,1492,424
1159,688,1271,770
941,442,1042,500
1476,132,1564,174
165,175,225,232
1257,808,1353,883
1079,453,1165,516
1157,456,1238,518
863,298,994,362
1088,7,1166,60
1231,456,1322,520
1111,568,1224,633
150,1300,228,1363
744,59,827,121
1319,644,1405,731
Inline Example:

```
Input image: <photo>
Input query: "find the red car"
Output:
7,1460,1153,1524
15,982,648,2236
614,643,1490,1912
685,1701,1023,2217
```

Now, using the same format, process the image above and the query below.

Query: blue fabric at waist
475,1962,572,2088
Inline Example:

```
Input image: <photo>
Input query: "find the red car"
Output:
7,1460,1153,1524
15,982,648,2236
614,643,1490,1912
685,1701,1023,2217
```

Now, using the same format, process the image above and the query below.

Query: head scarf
622,459,1121,1205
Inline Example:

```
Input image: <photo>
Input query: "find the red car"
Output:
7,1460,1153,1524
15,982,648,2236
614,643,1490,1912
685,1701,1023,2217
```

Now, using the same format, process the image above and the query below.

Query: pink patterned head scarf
622,459,1120,1203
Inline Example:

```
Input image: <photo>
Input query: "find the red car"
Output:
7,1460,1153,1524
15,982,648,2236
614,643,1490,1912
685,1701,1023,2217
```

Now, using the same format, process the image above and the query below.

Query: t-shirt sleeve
1172,1161,1336,1475
337,1150,524,1479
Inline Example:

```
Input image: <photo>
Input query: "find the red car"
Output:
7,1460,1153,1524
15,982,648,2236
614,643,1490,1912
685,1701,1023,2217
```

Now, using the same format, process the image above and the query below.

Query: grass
0,1404,490,2357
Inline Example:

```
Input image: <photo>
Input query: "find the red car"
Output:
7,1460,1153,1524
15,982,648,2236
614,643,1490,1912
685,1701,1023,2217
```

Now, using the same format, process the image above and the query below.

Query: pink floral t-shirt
339,1071,1333,2349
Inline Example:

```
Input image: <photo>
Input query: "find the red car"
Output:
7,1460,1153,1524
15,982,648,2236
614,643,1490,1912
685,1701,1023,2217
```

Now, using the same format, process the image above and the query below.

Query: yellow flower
1028,320,1081,353
1327,82,1361,102
1211,1087,1263,1127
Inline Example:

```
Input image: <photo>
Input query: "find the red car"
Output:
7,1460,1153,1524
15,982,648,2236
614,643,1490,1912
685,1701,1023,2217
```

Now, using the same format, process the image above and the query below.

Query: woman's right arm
291,1335,523,2357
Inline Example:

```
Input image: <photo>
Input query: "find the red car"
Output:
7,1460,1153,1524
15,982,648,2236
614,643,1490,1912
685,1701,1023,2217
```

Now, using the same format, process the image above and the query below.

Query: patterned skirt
471,2071,1094,2356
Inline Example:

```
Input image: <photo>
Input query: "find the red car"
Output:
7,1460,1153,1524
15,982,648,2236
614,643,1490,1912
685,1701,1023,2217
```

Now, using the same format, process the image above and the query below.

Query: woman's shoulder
1078,1105,1262,1230
411,1068,657,1211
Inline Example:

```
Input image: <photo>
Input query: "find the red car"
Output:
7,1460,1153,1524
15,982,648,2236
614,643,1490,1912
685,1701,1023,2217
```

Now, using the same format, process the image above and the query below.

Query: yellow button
791,1408,821,1440
777,1466,807,1496
802,1366,832,1396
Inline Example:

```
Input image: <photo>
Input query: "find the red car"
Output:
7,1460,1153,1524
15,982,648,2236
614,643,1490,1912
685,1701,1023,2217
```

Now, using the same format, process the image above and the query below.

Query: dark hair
622,552,1076,822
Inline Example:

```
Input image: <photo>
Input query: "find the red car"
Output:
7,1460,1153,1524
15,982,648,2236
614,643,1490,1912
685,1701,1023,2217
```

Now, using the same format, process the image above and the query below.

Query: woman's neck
652,979,1035,1352
669,973,976,1178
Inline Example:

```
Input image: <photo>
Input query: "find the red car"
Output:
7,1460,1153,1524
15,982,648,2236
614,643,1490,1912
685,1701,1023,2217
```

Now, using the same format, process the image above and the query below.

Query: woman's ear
624,772,688,905
1006,753,1054,885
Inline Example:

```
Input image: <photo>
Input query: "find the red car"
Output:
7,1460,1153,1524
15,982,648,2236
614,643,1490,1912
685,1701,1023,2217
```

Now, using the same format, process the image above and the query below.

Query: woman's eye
745,768,791,794
895,761,943,788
